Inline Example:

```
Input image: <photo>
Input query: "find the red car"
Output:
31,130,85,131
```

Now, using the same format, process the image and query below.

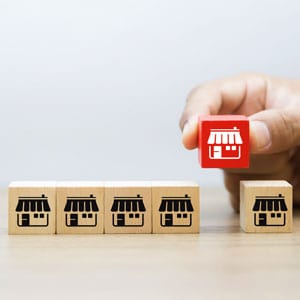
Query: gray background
0,0,299,186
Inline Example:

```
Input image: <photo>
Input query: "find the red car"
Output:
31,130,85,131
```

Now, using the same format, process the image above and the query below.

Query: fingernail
183,121,192,136
182,116,198,136
250,121,271,151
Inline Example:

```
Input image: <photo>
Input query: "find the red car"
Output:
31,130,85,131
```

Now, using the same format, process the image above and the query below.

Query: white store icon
207,127,243,160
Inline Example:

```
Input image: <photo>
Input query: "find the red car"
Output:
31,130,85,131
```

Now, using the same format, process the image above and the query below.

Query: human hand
179,74,300,211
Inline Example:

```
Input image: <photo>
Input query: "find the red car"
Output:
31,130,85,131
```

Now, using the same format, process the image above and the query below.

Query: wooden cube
56,181,104,234
152,181,200,233
104,182,152,233
8,181,56,235
240,180,293,233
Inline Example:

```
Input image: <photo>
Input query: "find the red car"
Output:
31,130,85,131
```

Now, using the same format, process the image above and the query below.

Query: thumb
250,109,300,154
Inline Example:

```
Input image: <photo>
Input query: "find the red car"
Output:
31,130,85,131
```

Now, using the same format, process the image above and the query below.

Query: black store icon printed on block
64,194,99,227
111,194,146,227
16,194,51,227
253,194,288,227
159,194,194,227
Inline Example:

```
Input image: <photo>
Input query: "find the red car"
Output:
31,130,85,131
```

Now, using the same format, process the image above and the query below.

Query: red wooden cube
199,115,249,168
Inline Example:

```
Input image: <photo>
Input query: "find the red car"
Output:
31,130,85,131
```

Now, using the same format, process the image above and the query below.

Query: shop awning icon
64,195,99,227
207,127,243,159
252,194,288,227
110,195,146,227
15,194,51,227
158,195,194,227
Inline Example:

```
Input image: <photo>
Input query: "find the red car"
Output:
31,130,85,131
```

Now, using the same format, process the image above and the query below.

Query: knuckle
185,84,204,104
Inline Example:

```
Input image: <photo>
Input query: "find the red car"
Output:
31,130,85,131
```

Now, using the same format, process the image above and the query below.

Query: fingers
180,77,246,149
181,115,200,150
180,74,300,154
225,152,291,174
179,87,218,149
250,109,300,154
180,74,300,211
179,74,268,150
291,147,300,206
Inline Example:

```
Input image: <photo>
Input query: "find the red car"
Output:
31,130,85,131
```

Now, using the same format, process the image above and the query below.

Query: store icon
64,194,99,227
15,194,51,227
111,194,146,227
159,194,194,227
207,127,243,160
253,194,288,227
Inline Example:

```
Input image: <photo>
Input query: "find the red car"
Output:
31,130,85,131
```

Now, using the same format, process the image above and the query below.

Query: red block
199,115,249,168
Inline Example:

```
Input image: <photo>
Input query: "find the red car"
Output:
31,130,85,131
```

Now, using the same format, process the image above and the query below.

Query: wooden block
56,181,104,234
104,181,152,233
199,115,249,168
8,181,56,235
152,181,200,233
240,180,293,233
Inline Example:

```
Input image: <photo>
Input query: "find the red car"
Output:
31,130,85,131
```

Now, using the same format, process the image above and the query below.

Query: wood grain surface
1,187,300,299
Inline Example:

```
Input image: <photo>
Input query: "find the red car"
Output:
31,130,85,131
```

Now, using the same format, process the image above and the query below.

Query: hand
179,73,300,211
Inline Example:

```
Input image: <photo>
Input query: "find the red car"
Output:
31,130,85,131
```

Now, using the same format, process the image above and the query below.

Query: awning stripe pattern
252,196,288,212
207,128,243,145
16,196,51,212
111,197,146,212
64,197,99,212
159,198,194,212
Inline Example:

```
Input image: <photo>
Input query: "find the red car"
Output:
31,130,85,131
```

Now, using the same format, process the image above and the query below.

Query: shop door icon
21,214,30,226
212,146,222,159
70,214,79,226
208,127,242,160
165,214,173,226
116,214,125,226
258,213,267,226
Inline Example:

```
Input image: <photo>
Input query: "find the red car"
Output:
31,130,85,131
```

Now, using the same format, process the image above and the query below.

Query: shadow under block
152,181,200,233
104,182,152,233
56,182,104,234
8,181,56,235
240,180,293,233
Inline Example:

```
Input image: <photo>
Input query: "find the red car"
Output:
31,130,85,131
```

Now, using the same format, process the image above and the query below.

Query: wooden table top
0,187,299,299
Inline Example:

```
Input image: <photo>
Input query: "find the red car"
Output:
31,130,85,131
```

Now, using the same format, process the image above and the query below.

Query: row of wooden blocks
8,180,293,234
8,181,200,234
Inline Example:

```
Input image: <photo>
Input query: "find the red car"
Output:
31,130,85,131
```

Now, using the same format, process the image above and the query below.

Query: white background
0,0,299,186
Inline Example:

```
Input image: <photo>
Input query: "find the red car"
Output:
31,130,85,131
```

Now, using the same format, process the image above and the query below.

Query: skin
179,73,300,211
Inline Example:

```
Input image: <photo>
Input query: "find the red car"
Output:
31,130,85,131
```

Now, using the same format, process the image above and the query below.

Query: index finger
179,75,266,149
